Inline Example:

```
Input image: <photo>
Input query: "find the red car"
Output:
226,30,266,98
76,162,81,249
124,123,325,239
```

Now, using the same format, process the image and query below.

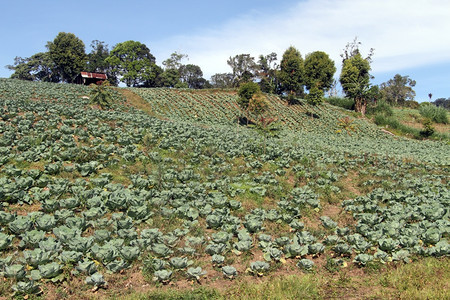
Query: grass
376,257,450,299
118,257,450,300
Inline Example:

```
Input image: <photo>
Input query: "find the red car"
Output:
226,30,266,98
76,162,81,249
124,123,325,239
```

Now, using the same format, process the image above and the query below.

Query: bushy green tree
7,52,60,82
339,53,371,115
47,32,87,83
278,46,304,102
179,64,208,89
306,84,324,106
210,73,234,88
227,54,257,87
89,81,113,109
237,82,260,111
86,40,110,73
256,52,279,93
304,51,336,92
380,74,416,106
105,40,158,87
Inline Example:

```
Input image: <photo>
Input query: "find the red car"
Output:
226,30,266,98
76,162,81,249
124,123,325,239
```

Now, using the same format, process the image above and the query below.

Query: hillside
0,78,448,299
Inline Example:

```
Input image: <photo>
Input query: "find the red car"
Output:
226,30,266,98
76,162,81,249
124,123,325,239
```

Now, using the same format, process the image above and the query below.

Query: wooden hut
76,72,107,85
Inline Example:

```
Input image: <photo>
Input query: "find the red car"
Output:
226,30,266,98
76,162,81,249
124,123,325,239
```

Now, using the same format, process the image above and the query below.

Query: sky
1,0,450,101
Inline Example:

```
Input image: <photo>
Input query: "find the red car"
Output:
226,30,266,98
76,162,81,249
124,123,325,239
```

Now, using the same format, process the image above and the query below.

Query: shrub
306,85,324,106
420,118,435,137
238,82,260,111
374,114,400,129
367,100,393,117
404,100,420,109
419,105,448,124
326,96,354,110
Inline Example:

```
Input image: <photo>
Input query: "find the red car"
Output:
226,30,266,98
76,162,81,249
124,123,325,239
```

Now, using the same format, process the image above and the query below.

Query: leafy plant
248,261,270,277
186,267,207,282
85,272,107,289
153,270,172,284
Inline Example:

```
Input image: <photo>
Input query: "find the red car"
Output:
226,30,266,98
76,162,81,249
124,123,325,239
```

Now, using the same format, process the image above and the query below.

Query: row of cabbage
130,87,385,138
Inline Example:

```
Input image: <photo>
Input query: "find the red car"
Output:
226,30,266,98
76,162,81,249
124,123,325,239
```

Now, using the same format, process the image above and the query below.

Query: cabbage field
0,78,448,298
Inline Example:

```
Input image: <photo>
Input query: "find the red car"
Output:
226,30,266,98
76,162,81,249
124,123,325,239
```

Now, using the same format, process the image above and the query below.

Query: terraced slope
130,87,385,138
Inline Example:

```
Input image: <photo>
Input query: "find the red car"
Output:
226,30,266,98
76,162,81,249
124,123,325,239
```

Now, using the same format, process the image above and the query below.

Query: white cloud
151,0,450,79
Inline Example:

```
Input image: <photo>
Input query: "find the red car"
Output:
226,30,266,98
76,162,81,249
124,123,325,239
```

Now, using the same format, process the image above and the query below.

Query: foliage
105,40,158,87
89,81,114,109
339,53,372,115
326,96,355,110
420,118,435,137
237,82,261,111
256,52,279,93
306,84,324,106
7,52,60,82
367,100,393,117
227,54,257,86
433,97,450,110
380,74,416,105
278,46,304,100
304,51,336,92
419,104,448,124
210,73,234,88
47,32,87,83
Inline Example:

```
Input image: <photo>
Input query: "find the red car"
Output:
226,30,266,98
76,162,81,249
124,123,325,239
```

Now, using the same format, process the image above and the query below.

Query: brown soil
116,88,155,117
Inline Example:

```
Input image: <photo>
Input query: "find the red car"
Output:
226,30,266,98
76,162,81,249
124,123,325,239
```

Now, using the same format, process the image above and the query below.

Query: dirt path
116,88,156,116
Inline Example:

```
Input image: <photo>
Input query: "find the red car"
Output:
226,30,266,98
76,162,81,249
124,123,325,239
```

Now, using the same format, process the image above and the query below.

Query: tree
7,52,60,82
256,52,279,93
304,51,336,92
89,81,113,109
340,37,374,64
227,54,257,86
47,32,87,83
210,73,234,88
105,40,158,87
86,40,110,73
162,52,188,70
159,68,186,88
306,83,324,106
179,64,208,89
159,51,189,88
339,53,372,115
237,82,268,125
237,81,261,111
86,40,119,86
380,74,416,106
278,46,304,102
433,98,450,110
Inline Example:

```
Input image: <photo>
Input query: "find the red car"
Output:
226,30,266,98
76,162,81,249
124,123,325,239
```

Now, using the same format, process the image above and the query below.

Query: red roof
80,72,107,79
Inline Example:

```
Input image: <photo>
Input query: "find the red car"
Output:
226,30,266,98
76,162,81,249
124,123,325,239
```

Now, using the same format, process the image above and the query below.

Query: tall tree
304,51,336,92
227,54,257,87
278,46,304,102
7,52,60,82
86,40,110,73
340,37,374,64
105,40,158,87
210,73,234,88
339,53,372,115
159,51,188,88
256,52,279,93
180,64,207,89
380,74,416,105
162,52,188,70
47,32,87,83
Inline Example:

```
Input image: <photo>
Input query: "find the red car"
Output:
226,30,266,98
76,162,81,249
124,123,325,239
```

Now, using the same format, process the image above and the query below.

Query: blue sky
1,0,449,101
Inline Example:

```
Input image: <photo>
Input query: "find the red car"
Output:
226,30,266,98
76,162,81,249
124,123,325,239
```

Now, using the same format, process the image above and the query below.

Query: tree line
8,32,439,115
